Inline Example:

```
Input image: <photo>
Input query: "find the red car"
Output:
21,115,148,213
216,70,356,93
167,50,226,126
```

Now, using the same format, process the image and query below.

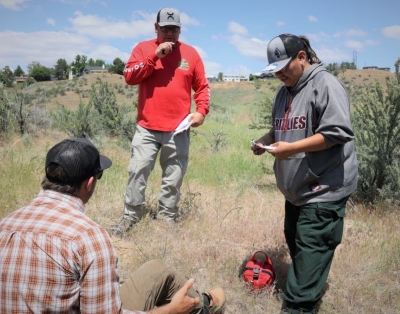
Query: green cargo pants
282,197,348,314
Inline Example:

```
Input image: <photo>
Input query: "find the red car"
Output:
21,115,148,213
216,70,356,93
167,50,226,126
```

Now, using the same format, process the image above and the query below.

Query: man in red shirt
0,138,225,313
111,7,210,236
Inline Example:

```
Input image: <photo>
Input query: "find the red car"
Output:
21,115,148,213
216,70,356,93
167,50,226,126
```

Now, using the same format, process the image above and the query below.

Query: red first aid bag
242,251,275,290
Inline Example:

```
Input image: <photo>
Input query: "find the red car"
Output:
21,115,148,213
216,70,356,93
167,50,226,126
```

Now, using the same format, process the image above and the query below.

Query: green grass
1,78,400,314
0,136,46,216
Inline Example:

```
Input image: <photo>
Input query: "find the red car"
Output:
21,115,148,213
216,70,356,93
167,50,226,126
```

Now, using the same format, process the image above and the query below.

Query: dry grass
339,69,394,87
1,71,399,313
2,135,399,314
35,72,136,110
62,151,291,314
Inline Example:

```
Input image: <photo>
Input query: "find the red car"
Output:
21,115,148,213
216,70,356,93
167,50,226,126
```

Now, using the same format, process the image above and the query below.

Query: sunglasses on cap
96,170,103,180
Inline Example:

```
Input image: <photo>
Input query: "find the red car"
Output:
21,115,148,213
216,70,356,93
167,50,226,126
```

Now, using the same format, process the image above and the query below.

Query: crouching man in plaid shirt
0,138,225,314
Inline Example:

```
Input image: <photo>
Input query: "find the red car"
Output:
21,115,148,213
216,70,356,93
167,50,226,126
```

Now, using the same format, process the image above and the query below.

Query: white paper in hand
174,114,193,136
251,140,275,150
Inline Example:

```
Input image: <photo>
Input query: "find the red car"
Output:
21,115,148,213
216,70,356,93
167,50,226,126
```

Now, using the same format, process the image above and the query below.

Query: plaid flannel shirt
0,189,140,314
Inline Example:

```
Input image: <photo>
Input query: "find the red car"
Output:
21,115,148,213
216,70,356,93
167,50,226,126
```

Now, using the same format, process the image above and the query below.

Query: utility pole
353,51,357,69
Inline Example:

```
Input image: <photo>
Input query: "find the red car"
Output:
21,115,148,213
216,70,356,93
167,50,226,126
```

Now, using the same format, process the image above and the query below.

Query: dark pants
283,197,348,313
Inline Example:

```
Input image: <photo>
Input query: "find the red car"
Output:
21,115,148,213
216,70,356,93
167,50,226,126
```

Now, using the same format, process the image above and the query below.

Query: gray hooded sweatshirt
271,63,358,209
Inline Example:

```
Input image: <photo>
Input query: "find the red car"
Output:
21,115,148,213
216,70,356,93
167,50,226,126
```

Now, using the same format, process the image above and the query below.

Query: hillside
22,68,395,111
338,68,394,87
1,68,399,314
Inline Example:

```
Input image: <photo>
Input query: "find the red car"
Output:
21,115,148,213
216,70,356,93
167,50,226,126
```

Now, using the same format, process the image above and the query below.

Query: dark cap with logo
264,34,305,73
157,7,181,27
45,138,112,184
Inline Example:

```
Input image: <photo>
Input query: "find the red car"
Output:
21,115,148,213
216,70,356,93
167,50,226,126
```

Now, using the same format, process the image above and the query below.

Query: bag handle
251,251,268,263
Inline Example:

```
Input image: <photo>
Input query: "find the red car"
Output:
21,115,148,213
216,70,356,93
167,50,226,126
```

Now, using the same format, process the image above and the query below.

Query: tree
0,66,15,87
70,55,88,76
54,58,68,80
353,58,400,205
109,57,125,75
87,58,95,66
326,63,340,77
29,65,51,82
87,58,105,67
14,65,25,77
27,61,42,74
340,62,347,77
218,72,223,81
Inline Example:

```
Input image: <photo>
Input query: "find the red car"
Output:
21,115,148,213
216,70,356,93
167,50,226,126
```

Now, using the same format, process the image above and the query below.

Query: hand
190,112,205,127
267,141,293,159
145,278,199,314
168,278,200,314
251,140,266,155
156,42,175,58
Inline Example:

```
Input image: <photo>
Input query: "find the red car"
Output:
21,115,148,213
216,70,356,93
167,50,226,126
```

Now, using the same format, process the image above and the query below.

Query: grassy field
1,71,399,313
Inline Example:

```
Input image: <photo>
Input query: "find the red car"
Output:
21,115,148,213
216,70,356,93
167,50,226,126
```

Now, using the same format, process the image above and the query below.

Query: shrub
248,95,273,130
353,59,400,205
89,81,136,141
52,100,96,138
0,87,47,135
0,88,17,134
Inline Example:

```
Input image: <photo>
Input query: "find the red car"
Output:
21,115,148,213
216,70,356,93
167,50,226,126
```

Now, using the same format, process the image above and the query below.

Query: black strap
244,267,275,280
261,269,275,280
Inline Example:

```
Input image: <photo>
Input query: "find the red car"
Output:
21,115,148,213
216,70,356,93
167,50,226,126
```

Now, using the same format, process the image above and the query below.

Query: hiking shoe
108,217,135,238
205,286,226,314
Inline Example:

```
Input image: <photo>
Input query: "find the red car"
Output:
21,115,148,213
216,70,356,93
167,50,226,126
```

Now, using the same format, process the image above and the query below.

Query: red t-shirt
124,39,210,132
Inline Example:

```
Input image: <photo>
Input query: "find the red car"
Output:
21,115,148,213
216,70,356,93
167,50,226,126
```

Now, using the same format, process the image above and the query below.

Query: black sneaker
203,286,226,314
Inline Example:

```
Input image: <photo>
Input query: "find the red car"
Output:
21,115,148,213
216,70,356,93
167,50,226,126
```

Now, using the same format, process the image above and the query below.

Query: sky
1,0,400,77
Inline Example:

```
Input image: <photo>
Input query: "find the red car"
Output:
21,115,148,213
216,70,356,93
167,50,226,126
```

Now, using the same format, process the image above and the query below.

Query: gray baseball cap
264,34,305,73
157,7,181,27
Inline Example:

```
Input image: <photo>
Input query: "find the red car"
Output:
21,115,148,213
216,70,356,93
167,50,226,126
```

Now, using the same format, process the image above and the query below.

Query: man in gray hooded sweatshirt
252,34,358,314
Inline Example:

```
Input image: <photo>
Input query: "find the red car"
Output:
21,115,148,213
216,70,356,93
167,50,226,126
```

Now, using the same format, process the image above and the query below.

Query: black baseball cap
45,138,112,184
264,34,305,73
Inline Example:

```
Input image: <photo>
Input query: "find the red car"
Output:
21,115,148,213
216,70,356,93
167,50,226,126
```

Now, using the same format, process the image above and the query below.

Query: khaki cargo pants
124,125,190,222
119,259,203,313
